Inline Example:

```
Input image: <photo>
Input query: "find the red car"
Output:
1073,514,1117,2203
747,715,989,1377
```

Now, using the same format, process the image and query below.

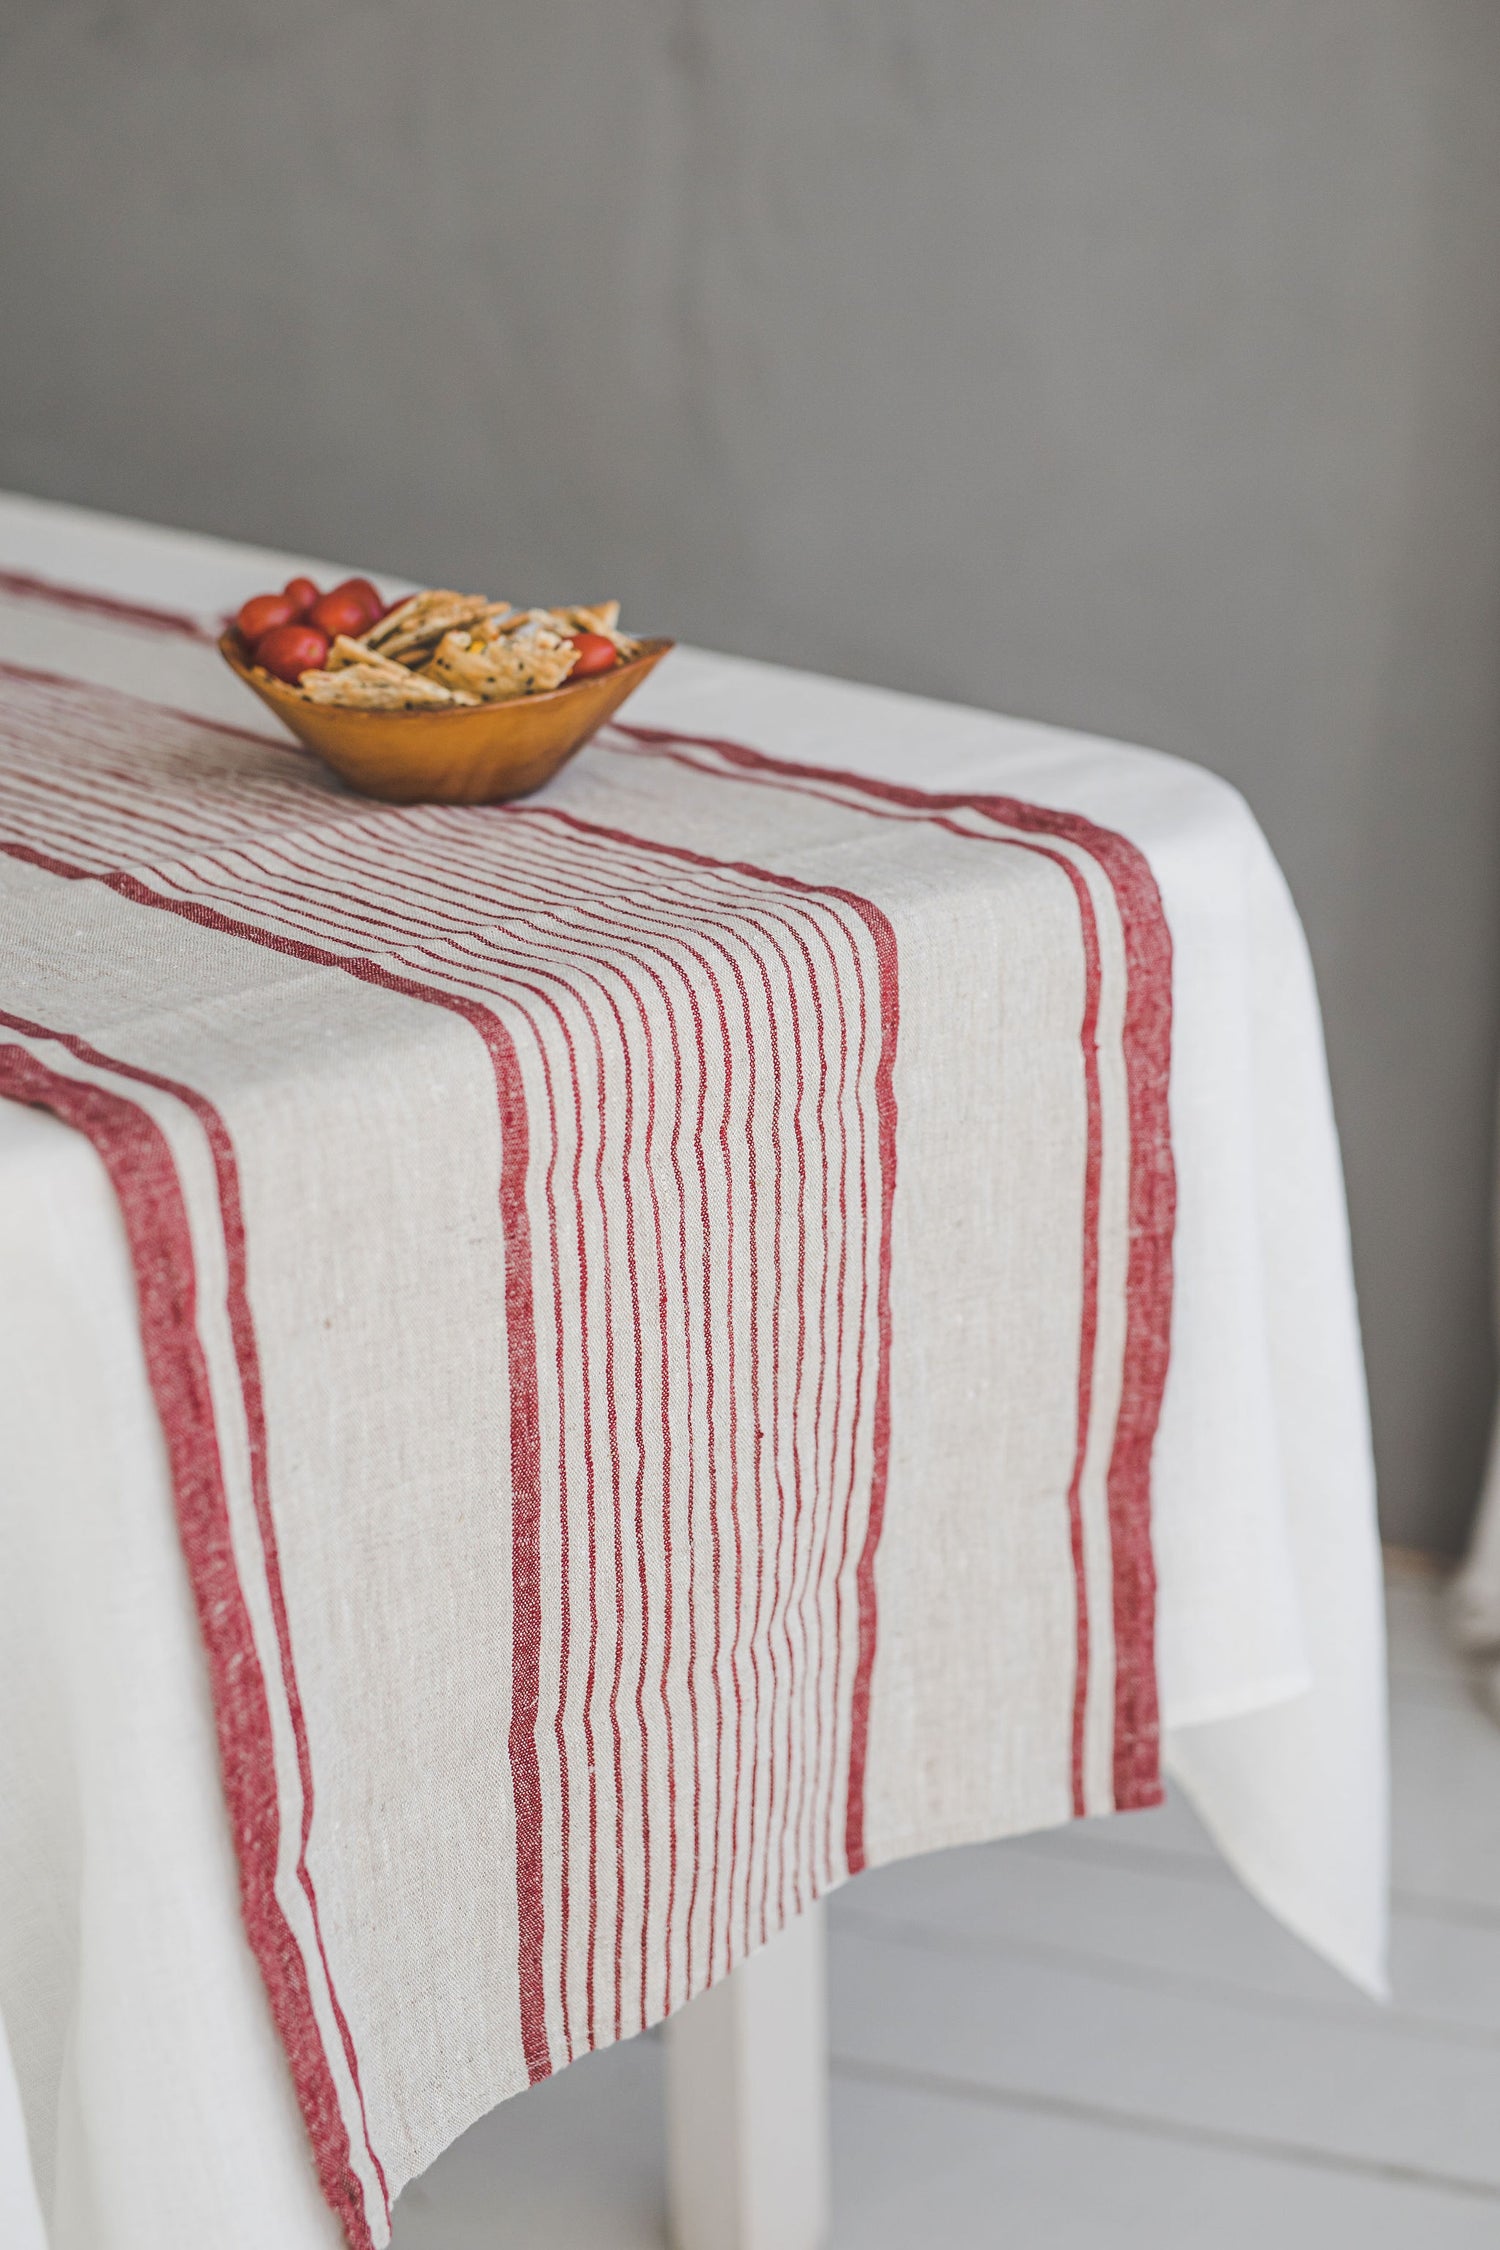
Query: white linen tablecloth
0,494,1387,2250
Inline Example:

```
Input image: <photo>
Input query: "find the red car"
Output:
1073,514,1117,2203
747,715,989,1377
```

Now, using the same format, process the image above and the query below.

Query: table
0,494,1387,2250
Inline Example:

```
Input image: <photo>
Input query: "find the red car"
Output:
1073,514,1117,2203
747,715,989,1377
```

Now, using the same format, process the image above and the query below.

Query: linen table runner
0,654,1173,2248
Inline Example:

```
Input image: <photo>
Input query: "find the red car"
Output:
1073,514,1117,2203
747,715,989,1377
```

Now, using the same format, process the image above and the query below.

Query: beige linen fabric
0,630,1168,2246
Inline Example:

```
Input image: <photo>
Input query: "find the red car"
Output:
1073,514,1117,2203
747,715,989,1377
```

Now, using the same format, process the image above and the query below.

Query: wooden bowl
218,632,674,804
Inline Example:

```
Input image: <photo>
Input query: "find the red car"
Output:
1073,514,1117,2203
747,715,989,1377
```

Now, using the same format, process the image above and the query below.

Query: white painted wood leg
664,1900,830,2250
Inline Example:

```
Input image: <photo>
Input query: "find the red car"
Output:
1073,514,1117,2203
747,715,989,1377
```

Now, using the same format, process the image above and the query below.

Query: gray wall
4,0,1500,1549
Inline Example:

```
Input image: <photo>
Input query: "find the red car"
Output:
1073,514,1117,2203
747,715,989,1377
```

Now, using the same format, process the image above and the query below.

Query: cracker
427,624,579,701
367,591,507,662
326,635,411,679
298,663,478,708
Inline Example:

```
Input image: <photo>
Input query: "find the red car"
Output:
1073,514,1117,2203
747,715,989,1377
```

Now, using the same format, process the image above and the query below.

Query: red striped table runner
0,652,1173,2248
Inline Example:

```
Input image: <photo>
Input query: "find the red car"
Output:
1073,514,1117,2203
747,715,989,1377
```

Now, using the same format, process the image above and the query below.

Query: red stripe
493,977,577,2065
1101,857,1174,1809
835,905,898,1870
0,1039,379,2250
0,568,214,642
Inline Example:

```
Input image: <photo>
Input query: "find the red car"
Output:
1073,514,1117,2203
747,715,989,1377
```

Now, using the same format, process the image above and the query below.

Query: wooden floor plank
827,1919,1500,2192
829,2067,1500,2249
836,1837,1500,2040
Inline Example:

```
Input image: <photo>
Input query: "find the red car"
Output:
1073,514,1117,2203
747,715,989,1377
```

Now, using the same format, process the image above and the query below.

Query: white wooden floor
392,1561,1500,2247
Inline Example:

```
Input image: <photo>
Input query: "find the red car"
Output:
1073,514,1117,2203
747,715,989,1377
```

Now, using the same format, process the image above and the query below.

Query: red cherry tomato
235,591,297,644
254,624,330,683
567,632,618,678
306,589,375,640
282,576,321,618
328,577,385,629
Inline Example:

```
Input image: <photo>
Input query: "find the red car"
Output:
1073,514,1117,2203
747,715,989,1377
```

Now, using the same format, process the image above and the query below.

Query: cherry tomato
307,589,376,641
328,577,385,629
282,576,321,618
235,591,297,644
254,623,330,683
567,632,618,678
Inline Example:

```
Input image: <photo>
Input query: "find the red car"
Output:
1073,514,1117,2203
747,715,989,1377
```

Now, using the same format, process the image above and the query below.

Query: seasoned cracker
427,623,579,701
299,663,478,709
325,636,412,679
366,591,507,663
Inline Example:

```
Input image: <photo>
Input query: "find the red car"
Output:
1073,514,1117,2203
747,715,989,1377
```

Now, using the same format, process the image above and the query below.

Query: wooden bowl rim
217,629,676,722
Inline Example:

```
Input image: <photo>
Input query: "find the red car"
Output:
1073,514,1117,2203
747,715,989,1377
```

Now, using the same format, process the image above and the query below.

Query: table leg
664,1899,830,2250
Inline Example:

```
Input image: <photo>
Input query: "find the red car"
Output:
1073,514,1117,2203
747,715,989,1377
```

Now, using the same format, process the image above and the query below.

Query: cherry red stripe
0,569,213,642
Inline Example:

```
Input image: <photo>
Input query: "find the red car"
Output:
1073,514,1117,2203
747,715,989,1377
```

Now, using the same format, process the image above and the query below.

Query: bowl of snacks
220,575,672,804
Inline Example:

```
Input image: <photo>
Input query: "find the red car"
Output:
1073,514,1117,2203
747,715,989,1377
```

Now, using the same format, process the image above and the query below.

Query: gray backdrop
4,0,1499,1549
